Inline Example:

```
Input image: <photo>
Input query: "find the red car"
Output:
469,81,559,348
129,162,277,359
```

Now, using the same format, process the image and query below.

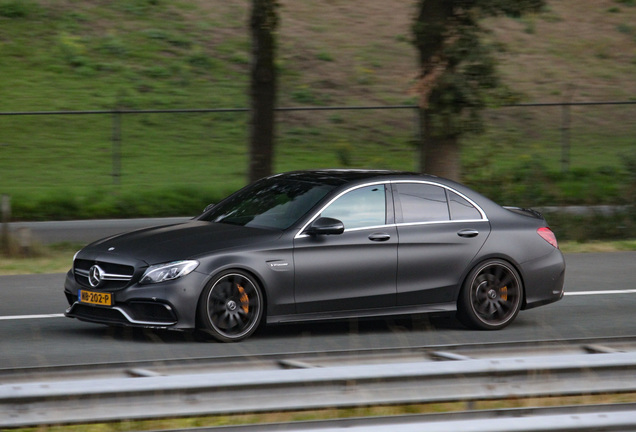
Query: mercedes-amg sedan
64,170,565,341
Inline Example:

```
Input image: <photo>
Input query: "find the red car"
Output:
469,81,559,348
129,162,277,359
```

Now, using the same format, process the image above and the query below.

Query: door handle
457,229,479,238
368,233,391,242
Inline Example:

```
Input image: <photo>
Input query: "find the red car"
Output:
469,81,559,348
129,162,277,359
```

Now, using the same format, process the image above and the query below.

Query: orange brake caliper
500,286,508,301
237,284,249,313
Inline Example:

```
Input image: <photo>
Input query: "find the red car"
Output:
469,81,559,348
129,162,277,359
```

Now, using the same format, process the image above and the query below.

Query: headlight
140,260,199,284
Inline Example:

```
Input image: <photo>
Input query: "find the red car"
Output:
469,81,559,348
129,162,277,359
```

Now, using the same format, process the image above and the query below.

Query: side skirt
266,302,457,325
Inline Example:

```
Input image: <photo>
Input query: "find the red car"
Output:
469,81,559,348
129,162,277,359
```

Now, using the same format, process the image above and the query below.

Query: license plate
79,290,112,306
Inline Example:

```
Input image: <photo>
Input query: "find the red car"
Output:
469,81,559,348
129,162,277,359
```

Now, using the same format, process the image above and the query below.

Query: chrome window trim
294,179,488,239
295,181,390,239
390,179,488,221
333,223,395,234
395,219,487,228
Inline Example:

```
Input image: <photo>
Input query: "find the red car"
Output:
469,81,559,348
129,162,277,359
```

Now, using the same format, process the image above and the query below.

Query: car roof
270,169,427,186
268,169,501,215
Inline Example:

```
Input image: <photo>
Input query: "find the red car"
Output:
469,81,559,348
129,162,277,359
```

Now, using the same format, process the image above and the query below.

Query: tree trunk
419,108,461,181
249,0,277,183
414,1,460,182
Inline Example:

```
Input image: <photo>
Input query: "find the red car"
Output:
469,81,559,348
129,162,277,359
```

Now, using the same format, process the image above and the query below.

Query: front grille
74,259,135,289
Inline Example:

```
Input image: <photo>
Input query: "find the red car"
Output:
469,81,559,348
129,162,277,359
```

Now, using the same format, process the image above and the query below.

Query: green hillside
1,0,635,222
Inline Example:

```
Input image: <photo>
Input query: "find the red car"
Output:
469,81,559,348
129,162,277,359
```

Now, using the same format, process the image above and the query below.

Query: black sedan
64,170,565,342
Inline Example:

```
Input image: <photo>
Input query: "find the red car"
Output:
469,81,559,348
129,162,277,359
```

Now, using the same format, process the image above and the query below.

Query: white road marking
565,289,636,296
0,313,65,321
0,290,634,320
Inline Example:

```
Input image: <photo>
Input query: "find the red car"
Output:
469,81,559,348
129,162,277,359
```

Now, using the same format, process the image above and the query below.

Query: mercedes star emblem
88,265,105,288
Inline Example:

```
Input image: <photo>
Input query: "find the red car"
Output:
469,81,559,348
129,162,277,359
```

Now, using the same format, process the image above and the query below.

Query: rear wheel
198,270,264,342
457,259,522,330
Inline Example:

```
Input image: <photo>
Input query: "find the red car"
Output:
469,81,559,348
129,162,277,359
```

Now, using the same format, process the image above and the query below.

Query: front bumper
63,269,209,330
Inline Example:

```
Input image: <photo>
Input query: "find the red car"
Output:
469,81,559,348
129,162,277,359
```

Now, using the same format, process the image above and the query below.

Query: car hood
79,221,282,264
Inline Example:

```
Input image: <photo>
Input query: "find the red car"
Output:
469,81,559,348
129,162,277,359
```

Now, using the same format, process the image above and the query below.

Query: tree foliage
412,0,544,180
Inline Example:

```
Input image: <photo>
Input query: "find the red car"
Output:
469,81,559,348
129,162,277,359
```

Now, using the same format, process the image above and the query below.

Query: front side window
395,183,450,223
320,185,386,230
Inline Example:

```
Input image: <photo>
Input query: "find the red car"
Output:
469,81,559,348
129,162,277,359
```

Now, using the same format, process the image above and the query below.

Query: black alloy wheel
198,271,264,342
458,259,523,330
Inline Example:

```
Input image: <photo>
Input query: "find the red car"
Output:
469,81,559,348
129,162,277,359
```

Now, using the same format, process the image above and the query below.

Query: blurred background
1,0,635,241
2,3,636,430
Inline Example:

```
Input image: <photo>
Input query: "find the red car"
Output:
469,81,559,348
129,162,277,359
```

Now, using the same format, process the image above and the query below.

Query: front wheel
457,260,523,330
198,271,264,342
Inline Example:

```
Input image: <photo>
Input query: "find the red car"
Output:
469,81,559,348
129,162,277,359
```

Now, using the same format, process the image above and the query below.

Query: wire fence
0,101,634,193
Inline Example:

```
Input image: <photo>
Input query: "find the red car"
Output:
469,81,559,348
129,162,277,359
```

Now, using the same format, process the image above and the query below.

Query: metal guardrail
2,334,635,383
2,351,636,428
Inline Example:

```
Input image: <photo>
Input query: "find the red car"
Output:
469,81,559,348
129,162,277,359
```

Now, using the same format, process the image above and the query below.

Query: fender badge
267,260,290,271
108,247,115,252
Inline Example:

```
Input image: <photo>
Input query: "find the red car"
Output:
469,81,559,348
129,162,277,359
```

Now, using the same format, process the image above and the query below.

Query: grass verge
9,393,636,432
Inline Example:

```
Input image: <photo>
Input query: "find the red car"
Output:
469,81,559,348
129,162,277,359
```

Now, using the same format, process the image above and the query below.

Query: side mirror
305,217,345,236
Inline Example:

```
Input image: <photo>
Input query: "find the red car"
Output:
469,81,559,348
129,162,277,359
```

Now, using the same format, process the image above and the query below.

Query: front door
293,184,397,314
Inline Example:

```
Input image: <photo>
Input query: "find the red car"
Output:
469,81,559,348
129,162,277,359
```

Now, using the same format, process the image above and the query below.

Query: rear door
393,182,490,306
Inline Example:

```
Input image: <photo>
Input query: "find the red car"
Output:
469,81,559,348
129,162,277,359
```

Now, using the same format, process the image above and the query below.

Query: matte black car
64,170,565,341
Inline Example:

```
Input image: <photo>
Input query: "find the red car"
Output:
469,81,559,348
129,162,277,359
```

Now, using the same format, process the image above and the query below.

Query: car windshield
200,178,335,230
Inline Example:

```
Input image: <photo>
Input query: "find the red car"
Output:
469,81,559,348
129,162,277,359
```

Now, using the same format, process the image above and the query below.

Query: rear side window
395,183,449,223
448,191,482,220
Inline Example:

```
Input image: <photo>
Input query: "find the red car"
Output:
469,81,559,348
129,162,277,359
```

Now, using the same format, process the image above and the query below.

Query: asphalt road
1,252,635,369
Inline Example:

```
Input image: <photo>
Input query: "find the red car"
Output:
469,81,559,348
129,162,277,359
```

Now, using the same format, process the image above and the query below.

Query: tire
457,259,523,330
198,270,264,342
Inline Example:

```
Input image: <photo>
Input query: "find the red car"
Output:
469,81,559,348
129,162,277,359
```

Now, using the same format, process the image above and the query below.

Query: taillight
537,227,558,248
